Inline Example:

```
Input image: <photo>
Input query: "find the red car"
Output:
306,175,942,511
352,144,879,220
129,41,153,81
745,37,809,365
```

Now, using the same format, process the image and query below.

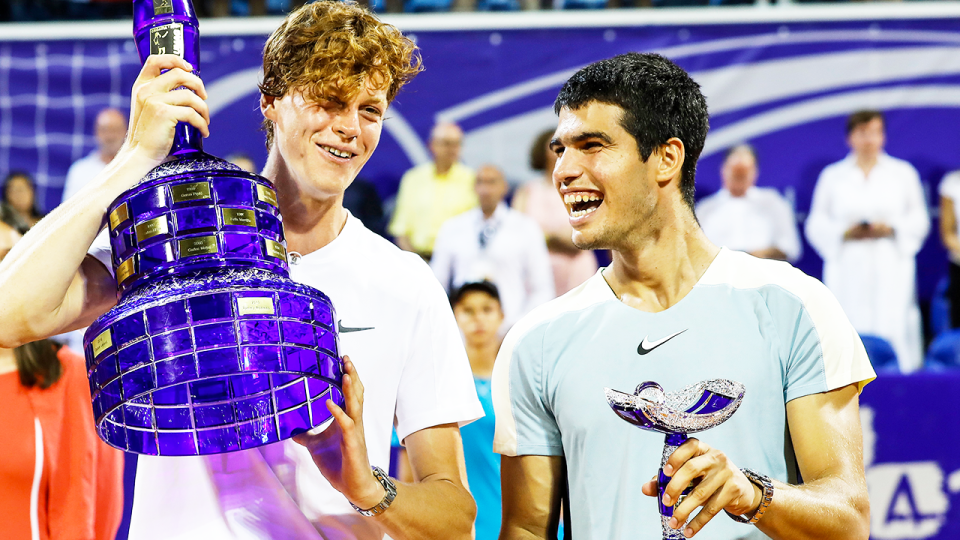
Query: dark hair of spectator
529,128,555,172
554,53,709,211
846,110,884,135
723,143,758,166
15,339,63,389
2,171,43,233
450,281,502,308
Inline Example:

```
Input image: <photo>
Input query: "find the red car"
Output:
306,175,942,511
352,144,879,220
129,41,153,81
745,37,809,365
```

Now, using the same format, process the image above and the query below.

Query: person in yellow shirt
389,122,478,259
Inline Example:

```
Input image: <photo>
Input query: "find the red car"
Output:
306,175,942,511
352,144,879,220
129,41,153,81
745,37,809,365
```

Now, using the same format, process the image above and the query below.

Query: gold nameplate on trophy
171,182,211,203
264,238,286,260
256,185,279,207
178,236,218,258
109,203,130,231
92,330,113,358
222,208,256,227
116,257,136,284
237,297,276,316
135,217,169,242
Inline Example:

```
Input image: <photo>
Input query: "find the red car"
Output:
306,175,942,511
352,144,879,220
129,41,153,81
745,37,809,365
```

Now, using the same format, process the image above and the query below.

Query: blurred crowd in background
0,0,921,21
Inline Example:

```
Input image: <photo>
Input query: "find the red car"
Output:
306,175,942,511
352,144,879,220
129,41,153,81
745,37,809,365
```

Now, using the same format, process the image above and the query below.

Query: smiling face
262,84,387,201
551,102,666,251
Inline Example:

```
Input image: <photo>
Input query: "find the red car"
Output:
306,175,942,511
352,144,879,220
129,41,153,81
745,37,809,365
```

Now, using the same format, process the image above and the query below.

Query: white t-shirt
89,212,484,540
63,151,108,203
939,170,960,238
430,204,555,329
696,186,802,262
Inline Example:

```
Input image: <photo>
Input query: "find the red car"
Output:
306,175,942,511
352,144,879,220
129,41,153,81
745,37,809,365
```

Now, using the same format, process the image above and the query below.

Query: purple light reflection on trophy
604,379,745,540
82,0,344,456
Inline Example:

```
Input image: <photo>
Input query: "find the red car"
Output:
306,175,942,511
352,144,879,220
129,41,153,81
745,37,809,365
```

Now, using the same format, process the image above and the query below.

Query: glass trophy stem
659,432,690,540
133,0,203,156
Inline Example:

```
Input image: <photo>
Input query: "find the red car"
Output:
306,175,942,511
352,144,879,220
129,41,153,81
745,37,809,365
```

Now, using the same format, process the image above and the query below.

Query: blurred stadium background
2,2,959,539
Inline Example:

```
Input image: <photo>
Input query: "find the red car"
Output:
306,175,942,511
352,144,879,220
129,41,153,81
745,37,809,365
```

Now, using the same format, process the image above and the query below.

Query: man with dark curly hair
494,53,873,540
0,2,482,539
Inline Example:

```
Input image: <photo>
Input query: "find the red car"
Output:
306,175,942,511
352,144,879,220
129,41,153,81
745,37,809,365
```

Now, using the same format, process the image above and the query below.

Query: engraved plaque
117,257,136,284
222,208,256,227
92,330,113,358
150,23,183,57
237,297,275,316
110,203,131,231
178,236,218,258
135,217,169,242
256,185,278,207
153,0,174,15
264,239,286,260
171,182,211,203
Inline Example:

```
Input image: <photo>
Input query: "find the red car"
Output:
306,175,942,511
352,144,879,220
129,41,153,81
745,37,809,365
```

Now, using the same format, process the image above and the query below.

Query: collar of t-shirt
289,210,359,267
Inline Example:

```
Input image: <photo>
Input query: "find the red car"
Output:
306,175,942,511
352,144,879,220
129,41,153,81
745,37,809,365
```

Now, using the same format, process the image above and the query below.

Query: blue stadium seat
924,329,960,371
405,0,453,12
859,334,899,373
930,276,951,337
561,0,607,9
477,0,521,10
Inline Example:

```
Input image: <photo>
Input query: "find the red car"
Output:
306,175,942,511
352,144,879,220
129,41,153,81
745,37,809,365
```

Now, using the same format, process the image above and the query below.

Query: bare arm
499,454,564,540
940,196,960,260
295,358,476,540
0,55,210,347
645,384,869,539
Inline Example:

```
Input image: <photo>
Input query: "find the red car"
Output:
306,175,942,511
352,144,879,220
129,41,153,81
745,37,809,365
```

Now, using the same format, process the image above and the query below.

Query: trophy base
84,267,344,456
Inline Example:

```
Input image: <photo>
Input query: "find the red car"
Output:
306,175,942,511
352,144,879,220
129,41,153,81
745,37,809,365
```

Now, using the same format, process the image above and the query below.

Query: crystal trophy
605,380,745,539
81,0,344,456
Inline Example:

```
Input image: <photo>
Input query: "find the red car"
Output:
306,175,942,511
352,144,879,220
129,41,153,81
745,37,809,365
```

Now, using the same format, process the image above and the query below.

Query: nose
552,150,581,188
333,108,361,141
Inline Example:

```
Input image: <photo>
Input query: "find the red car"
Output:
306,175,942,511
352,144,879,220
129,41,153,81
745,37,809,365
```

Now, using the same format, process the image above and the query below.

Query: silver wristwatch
350,466,397,517
726,468,774,525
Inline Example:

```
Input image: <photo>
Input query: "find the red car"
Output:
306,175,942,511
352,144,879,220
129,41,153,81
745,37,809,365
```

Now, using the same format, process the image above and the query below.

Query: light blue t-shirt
461,378,501,540
492,249,875,540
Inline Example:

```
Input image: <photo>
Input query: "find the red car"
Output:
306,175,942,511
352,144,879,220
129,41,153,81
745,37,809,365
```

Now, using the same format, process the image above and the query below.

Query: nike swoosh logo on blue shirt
338,321,375,333
637,329,687,355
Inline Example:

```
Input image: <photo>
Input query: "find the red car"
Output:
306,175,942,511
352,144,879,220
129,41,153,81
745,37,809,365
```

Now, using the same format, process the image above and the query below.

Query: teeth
563,193,602,204
320,145,351,159
569,205,600,218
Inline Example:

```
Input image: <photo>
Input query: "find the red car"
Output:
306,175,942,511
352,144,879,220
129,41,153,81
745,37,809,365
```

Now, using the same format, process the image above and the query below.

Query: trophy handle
659,432,690,540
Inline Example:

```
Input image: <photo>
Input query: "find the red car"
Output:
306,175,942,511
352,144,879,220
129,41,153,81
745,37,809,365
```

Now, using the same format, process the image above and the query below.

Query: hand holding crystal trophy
82,0,345,456
605,379,745,539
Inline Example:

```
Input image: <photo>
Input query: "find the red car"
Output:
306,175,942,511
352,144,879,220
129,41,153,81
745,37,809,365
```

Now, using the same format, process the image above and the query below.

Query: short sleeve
492,324,563,457
939,171,960,201
387,170,415,239
764,273,875,403
393,266,483,443
88,228,113,277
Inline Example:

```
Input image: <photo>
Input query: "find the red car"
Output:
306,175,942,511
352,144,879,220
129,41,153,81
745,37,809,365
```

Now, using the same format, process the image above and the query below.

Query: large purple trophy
82,0,345,456
605,380,745,539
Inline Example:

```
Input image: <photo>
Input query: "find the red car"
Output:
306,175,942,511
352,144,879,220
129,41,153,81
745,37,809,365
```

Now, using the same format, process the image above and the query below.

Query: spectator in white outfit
806,110,930,373
696,144,801,262
432,165,554,330
61,108,126,203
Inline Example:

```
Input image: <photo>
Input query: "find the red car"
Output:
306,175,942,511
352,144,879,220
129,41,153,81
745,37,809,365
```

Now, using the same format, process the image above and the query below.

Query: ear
656,137,685,186
260,94,277,122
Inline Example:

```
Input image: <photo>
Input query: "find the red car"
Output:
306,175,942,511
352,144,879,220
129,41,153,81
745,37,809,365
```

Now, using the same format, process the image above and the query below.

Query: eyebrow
551,131,613,149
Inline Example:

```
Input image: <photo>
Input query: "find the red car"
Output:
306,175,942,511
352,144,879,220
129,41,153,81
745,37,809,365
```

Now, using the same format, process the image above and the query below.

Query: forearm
755,475,869,540
0,150,151,345
372,477,476,540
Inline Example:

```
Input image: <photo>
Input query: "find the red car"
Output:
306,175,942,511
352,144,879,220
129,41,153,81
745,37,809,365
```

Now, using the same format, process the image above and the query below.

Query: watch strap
350,466,397,517
725,468,774,525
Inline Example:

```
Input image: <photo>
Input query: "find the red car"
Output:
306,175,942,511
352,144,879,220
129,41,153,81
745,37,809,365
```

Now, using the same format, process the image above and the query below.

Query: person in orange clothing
0,221,124,540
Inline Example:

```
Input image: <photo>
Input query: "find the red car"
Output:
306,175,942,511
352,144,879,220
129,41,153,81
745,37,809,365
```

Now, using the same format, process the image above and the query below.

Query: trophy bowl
605,379,745,540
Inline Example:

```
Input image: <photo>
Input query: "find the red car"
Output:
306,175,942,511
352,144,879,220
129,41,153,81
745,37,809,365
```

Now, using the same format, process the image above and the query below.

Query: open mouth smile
563,192,603,218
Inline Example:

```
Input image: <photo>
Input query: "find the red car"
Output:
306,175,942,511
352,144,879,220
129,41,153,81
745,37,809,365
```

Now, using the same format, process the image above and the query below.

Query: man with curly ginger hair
0,2,483,539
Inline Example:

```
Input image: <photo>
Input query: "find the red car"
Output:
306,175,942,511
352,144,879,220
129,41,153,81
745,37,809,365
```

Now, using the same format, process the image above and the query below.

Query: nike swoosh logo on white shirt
637,329,687,356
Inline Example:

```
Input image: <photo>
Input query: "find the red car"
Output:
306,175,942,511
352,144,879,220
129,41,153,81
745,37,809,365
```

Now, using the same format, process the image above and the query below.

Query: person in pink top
513,129,598,296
